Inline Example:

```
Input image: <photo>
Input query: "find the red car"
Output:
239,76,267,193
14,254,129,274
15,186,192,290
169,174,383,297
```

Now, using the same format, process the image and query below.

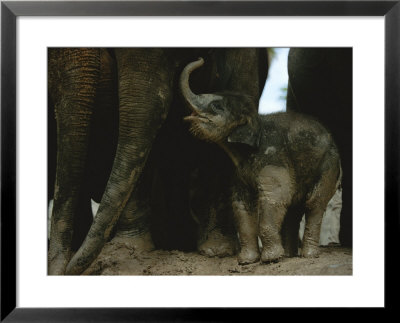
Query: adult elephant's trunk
65,49,174,275
180,57,220,112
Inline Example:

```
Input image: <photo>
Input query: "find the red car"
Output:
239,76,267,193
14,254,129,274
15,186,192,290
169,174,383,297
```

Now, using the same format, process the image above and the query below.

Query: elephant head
180,58,261,149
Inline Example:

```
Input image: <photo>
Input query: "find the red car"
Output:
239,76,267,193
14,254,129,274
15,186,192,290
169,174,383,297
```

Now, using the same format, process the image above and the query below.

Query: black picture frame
1,0,398,320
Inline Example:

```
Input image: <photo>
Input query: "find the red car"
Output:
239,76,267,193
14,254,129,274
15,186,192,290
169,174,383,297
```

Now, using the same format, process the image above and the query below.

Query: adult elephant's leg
209,48,268,99
66,48,174,275
87,48,119,205
114,171,154,252
48,48,101,275
72,49,119,251
197,189,238,257
194,144,238,257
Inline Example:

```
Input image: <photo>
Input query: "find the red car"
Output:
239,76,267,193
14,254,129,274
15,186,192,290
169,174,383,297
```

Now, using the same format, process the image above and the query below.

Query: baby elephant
180,58,342,264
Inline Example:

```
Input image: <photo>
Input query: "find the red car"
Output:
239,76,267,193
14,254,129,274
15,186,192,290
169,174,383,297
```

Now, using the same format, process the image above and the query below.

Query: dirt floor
83,238,352,276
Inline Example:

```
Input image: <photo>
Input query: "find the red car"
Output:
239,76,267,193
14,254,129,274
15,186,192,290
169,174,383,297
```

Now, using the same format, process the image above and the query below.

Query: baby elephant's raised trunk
180,57,221,113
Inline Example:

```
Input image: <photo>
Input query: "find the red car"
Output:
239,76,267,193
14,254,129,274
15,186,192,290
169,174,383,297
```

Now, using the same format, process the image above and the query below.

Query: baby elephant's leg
232,199,260,265
303,158,340,257
258,166,293,263
301,207,323,257
258,199,286,262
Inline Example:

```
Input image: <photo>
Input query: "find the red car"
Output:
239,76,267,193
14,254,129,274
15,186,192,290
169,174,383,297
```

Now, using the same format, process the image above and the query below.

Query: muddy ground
83,238,352,276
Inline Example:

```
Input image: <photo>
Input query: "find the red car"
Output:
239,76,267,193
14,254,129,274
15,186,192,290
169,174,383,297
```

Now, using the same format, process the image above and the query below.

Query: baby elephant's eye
210,101,224,113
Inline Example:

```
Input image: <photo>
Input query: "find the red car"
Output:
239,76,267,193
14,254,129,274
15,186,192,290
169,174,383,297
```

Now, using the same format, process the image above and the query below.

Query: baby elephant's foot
261,244,285,263
301,244,320,258
198,230,237,258
238,247,260,265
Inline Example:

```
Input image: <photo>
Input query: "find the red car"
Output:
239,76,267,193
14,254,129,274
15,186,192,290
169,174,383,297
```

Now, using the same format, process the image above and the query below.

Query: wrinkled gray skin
48,48,268,275
181,58,342,264
49,48,174,275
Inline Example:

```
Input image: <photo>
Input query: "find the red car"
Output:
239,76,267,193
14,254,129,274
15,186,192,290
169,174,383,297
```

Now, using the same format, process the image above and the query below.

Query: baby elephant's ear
227,121,261,148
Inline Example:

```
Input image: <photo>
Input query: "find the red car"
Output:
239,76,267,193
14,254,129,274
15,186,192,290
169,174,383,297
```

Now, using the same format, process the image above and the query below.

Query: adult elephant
286,48,352,247
48,48,269,275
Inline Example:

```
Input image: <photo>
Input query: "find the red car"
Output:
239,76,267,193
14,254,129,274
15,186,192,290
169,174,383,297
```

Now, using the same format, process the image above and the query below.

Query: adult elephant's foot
48,219,73,275
116,190,154,253
114,230,155,253
48,252,70,275
238,247,260,265
261,244,284,263
301,244,320,258
198,229,238,258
